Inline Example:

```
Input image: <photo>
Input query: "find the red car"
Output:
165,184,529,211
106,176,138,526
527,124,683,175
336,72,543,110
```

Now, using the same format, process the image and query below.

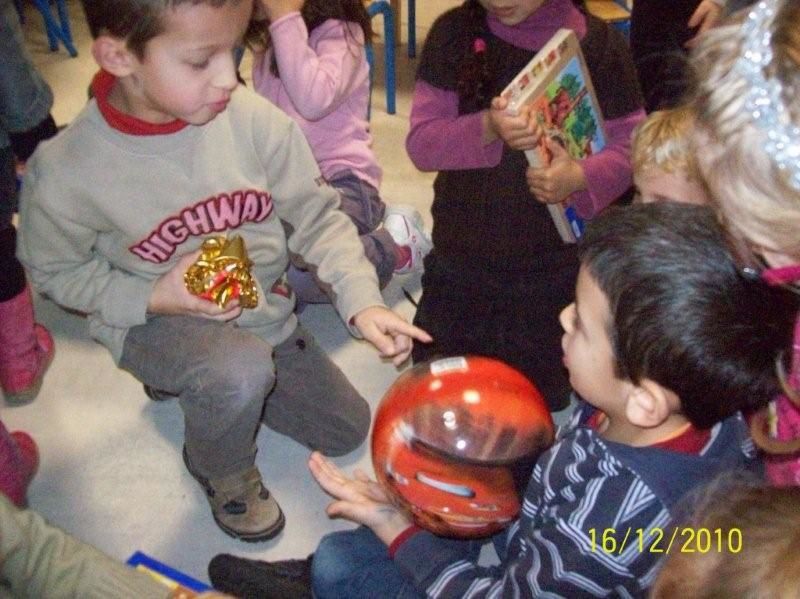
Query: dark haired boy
209,203,799,597
16,0,430,542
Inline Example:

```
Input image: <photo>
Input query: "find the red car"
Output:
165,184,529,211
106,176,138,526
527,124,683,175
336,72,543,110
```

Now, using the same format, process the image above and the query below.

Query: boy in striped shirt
211,203,798,598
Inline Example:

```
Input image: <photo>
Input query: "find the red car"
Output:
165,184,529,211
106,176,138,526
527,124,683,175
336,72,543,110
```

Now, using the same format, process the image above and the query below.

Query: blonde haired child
631,105,709,204
691,0,800,263
651,477,800,598
690,0,800,484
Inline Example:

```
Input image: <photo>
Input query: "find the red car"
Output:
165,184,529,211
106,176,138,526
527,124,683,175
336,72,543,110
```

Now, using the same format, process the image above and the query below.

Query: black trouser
412,251,577,411
0,146,24,302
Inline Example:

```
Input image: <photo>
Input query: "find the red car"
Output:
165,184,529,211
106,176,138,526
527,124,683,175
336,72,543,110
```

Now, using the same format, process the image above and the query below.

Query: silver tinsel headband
735,0,800,191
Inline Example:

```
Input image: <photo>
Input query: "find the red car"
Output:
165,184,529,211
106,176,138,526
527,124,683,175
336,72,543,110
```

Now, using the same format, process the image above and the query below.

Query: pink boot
0,422,39,507
0,285,54,404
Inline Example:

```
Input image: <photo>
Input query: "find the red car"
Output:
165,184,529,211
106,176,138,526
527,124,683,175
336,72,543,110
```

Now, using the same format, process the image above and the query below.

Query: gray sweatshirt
17,83,383,362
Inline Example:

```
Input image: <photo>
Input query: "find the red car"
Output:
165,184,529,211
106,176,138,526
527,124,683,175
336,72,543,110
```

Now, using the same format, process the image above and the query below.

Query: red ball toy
371,356,555,538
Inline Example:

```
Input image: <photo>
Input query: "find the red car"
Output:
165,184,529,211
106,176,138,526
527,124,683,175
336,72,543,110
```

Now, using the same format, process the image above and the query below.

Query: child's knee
311,533,357,597
312,528,393,598
203,336,274,404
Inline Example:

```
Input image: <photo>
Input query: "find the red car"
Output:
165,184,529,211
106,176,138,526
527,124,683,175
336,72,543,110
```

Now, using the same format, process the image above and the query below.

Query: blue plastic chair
17,0,78,57
587,0,630,42
385,0,416,58
366,1,396,116
611,0,631,41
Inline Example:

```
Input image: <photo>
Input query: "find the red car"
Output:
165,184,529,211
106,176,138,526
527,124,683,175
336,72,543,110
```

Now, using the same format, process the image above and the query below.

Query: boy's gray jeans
119,315,371,480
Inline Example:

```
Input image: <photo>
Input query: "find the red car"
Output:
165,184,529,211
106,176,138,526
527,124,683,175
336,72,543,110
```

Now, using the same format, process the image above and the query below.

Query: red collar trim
587,411,711,455
651,423,711,454
91,70,189,136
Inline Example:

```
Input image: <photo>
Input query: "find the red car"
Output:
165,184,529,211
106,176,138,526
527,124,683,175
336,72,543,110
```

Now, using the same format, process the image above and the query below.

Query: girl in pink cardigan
248,0,431,304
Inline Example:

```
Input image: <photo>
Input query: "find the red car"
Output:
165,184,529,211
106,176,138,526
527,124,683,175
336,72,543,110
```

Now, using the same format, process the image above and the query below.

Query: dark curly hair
245,0,373,77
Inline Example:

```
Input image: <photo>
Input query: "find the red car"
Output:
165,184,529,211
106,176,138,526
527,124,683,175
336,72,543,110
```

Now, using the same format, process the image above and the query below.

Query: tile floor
7,0,569,588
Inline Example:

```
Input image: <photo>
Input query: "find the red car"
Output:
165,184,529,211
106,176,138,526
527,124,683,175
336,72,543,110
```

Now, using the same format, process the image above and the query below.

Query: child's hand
685,0,723,48
484,96,542,151
258,0,304,22
308,452,413,545
148,251,242,321
352,306,432,366
526,138,587,204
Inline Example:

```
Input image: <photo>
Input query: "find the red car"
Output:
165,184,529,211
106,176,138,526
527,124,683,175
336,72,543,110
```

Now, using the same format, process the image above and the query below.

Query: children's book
127,551,211,596
501,29,607,243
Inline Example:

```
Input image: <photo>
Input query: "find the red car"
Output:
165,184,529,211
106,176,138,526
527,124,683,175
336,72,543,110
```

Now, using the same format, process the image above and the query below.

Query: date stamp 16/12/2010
588,527,742,555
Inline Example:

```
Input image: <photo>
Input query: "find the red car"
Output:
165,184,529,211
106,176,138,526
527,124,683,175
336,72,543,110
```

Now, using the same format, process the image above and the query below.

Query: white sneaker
384,205,433,274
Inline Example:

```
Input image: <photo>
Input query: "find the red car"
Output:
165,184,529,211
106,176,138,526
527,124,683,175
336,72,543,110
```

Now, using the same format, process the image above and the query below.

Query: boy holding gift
17,0,430,542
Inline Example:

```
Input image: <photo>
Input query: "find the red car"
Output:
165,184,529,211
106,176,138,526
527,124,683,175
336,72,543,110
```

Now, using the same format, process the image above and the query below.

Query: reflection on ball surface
372,356,555,538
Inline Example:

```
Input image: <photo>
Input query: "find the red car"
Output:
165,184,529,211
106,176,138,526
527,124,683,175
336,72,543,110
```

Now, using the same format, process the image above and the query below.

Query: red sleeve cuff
388,525,423,558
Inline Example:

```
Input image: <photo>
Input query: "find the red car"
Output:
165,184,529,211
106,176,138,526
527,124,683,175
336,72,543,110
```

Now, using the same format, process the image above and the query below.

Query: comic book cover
501,29,606,243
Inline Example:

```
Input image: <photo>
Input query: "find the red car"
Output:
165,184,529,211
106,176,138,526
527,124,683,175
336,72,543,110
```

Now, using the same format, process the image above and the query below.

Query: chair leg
408,0,415,58
54,0,75,49
383,5,396,114
610,0,631,42
615,20,630,41
365,43,374,120
31,0,78,57
34,0,58,52
367,1,396,115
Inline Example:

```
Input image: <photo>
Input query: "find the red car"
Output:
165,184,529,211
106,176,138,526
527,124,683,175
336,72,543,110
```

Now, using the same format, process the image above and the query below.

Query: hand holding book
501,29,607,242
483,96,541,150
525,137,588,204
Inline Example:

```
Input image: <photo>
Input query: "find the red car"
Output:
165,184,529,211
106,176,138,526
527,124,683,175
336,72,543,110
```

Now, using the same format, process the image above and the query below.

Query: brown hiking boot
183,447,285,542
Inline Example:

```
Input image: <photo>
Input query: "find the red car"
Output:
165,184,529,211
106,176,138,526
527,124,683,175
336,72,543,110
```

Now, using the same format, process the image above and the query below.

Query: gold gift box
184,235,258,309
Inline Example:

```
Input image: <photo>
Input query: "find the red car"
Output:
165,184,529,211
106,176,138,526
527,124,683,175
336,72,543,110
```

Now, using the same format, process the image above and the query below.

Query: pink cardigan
252,12,382,189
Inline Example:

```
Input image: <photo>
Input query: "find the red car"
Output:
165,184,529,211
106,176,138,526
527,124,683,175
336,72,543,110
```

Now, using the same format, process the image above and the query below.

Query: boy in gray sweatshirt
17,0,430,542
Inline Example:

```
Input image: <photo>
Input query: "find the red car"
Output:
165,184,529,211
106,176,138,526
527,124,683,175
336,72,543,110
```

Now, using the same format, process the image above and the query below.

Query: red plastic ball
371,356,555,538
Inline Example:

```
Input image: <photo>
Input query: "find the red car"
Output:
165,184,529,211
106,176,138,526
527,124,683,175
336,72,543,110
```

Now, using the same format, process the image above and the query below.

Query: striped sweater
393,402,759,598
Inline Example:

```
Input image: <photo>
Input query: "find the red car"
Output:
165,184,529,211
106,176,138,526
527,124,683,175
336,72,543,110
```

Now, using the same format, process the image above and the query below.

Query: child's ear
91,35,136,77
624,380,676,428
